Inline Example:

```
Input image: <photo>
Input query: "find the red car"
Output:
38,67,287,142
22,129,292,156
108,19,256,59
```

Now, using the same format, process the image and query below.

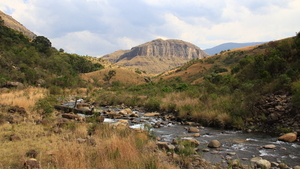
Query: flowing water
67,102,300,166
105,111,300,166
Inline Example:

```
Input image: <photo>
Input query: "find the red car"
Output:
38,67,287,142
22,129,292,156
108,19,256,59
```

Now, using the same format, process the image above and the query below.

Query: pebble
227,152,236,156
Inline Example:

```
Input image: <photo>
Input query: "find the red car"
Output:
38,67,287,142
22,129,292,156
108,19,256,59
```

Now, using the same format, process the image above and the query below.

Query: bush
145,97,161,111
35,95,58,117
49,85,63,95
292,81,300,108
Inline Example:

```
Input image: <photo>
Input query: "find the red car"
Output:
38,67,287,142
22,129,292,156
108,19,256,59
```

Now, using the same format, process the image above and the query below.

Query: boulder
188,127,200,133
95,115,105,123
208,140,221,148
278,132,297,142
251,157,271,169
62,113,84,122
144,112,160,117
8,106,27,114
256,159,271,169
118,120,129,125
24,158,41,169
156,142,175,151
9,134,21,141
76,103,91,110
3,81,24,88
294,166,300,169
6,114,23,124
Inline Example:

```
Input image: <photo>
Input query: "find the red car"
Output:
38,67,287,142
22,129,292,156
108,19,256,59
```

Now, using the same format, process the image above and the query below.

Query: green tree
103,70,116,84
32,36,52,53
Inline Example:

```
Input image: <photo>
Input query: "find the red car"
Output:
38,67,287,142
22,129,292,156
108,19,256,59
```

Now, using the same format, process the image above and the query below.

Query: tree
32,36,51,53
103,70,116,84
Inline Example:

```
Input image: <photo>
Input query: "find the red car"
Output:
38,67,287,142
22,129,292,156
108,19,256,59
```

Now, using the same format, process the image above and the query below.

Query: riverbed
102,110,300,167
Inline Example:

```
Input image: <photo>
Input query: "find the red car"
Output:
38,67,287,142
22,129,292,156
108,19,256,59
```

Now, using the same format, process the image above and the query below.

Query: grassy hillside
0,16,103,91
86,33,300,132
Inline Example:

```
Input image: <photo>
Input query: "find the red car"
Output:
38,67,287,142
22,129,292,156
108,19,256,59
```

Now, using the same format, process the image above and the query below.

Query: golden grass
0,121,178,169
0,87,48,110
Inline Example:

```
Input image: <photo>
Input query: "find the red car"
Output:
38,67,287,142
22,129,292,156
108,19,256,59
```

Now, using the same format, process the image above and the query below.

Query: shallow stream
103,110,300,167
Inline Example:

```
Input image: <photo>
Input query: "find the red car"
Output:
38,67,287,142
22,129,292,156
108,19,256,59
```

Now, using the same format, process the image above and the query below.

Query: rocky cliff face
0,10,36,39
102,39,209,74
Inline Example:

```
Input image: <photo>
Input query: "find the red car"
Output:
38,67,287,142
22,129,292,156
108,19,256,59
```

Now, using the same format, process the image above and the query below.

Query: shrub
49,85,63,95
145,97,161,111
292,81,300,108
35,95,58,117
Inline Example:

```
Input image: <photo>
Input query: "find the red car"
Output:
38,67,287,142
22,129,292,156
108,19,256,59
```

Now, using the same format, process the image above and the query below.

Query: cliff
102,39,209,74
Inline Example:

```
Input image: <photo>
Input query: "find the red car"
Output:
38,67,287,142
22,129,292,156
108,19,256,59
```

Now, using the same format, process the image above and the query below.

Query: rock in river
278,132,297,142
208,140,221,148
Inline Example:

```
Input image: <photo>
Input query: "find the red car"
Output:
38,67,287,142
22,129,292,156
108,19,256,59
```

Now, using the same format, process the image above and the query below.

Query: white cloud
0,0,299,56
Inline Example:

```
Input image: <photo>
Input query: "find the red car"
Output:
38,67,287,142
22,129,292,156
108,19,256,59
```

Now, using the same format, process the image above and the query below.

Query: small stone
280,147,287,150
227,152,236,156
263,144,276,149
211,151,219,154
202,149,210,152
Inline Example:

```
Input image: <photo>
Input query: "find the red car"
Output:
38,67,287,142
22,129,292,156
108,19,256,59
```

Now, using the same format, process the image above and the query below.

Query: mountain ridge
204,42,266,55
102,38,209,74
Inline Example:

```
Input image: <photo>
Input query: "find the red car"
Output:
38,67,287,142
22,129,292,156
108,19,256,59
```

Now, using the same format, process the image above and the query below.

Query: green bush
292,81,300,108
49,85,63,95
145,97,161,111
35,95,58,117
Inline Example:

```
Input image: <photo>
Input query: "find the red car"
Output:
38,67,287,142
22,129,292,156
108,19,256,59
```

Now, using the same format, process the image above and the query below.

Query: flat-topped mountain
0,10,36,39
102,39,209,74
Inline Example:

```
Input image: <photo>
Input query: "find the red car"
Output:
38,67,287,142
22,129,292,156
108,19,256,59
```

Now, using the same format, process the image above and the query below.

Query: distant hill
0,10,36,39
102,39,209,74
204,42,266,55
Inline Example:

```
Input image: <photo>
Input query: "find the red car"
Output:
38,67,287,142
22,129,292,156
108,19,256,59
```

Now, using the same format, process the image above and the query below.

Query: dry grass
80,67,147,86
0,87,48,110
0,121,178,169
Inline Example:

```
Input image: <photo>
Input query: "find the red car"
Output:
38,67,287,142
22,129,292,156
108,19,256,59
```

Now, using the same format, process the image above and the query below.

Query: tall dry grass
0,121,177,169
0,87,48,110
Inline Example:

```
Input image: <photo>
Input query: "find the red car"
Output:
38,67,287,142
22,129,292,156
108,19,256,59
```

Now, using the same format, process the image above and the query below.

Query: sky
1,0,300,57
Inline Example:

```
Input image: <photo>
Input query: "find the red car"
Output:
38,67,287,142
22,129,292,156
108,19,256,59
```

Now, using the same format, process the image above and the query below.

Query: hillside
159,43,267,83
102,39,209,74
0,10,36,39
204,42,265,55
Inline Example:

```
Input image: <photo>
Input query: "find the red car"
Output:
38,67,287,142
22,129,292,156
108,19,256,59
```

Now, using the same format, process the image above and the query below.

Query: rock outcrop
0,10,36,39
102,39,209,74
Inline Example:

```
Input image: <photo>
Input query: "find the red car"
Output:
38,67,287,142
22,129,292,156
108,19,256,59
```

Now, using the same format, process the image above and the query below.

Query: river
102,110,300,167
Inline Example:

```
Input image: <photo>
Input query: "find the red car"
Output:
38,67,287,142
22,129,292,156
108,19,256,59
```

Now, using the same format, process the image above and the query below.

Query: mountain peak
103,39,209,74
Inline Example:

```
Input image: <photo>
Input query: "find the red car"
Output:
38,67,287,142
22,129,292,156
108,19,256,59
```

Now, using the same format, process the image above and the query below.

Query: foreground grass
0,88,178,169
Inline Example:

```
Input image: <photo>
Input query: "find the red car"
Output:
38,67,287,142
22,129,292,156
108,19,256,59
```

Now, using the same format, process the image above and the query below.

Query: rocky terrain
0,10,36,39
253,91,300,135
102,39,209,74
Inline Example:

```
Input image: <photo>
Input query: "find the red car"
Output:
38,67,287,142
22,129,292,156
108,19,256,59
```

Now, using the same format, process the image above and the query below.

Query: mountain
204,42,266,55
102,39,209,74
0,10,36,39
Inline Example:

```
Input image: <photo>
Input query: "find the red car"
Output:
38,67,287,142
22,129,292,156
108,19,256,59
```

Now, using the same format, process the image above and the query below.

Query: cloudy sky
1,0,300,57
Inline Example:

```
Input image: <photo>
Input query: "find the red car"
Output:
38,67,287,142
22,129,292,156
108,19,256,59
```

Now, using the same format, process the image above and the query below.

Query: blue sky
1,0,300,57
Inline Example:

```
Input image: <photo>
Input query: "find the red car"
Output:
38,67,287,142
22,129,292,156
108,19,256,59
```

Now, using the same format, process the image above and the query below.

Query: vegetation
87,32,300,130
0,20,103,89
